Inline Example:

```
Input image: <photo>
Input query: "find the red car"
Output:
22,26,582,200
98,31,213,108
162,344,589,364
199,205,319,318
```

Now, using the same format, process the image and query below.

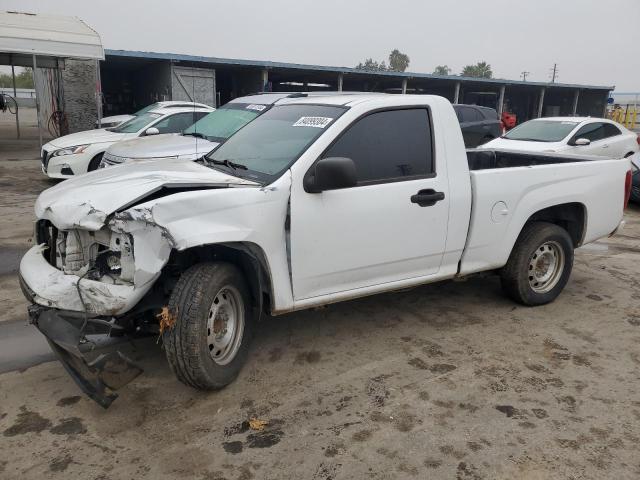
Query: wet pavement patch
49,454,73,472
50,417,87,435
0,246,30,276
222,441,243,454
3,406,52,436
56,396,82,407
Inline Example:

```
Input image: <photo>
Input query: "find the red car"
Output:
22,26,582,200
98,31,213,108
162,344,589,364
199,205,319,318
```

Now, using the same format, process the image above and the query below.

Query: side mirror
145,127,160,136
304,157,357,193
573,137,590,146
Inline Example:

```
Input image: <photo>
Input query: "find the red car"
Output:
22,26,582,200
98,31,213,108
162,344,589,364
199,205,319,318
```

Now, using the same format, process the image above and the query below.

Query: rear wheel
163,262,254,390
87,153,104,172
500,222,574,306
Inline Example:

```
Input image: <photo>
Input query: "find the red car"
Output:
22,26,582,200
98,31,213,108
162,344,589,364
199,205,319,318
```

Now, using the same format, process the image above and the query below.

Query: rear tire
163,262,254,390
500,222,574,306
87,153,104,172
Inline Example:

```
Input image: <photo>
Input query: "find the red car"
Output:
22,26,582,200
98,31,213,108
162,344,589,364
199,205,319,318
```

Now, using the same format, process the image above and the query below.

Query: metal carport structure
0,10,104,147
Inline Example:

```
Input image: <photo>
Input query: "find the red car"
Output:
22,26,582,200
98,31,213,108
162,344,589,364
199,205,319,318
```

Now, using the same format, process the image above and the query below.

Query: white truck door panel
290,108,449,300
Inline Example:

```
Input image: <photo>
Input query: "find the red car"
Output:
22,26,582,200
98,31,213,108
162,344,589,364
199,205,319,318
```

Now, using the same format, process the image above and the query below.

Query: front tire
163,262,254,390
500,222,574,306
87,153,104,172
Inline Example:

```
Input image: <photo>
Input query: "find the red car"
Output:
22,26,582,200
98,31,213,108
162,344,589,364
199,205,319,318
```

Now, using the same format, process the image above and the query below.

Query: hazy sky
4,0,640,91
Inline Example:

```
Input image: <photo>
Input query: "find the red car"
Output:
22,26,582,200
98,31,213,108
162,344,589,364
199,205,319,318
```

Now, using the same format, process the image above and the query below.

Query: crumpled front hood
106,134,220,160
35,158,259,230
46,128,128,149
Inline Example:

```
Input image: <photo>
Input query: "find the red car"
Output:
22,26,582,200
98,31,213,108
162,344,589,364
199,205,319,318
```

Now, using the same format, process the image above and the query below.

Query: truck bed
467,148,593,170
460,150,629,275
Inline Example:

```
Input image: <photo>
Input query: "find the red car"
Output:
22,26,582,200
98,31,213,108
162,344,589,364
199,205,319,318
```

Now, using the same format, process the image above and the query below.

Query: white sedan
96,100,212,128
42,104,213,179
481,117,639,159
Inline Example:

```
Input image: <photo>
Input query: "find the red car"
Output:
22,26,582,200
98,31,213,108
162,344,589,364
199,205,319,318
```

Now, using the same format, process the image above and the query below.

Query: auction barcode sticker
293,116,333,128
246,104,267,111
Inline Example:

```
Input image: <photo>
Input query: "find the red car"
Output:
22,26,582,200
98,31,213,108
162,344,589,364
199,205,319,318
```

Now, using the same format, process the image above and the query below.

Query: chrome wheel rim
528,241,565,294
206,286,244,365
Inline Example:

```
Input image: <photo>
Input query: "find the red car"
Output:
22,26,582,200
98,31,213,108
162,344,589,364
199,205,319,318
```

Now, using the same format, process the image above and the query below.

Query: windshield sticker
293,116,333,128
246,104,267,111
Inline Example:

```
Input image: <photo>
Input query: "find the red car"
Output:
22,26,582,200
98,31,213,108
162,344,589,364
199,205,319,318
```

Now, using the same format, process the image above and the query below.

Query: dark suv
453,104,503,148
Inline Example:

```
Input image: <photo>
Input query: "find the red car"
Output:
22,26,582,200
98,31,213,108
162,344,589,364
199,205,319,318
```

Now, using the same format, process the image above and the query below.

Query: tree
433,65,452,76
356,49,409,72
0,67,34,88
461,61,493,79
355,58,387,72
388,49,410,72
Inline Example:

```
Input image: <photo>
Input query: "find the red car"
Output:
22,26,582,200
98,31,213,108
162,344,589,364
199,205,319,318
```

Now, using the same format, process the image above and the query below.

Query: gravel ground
1,131,639,479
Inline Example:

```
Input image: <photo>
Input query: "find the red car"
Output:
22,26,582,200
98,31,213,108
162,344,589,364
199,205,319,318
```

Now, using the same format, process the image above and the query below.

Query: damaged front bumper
19,244,156,316
27,304,143,408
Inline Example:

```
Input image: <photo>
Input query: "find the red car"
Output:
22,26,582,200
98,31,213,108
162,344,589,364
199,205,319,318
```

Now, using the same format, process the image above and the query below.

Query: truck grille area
34,219,135,283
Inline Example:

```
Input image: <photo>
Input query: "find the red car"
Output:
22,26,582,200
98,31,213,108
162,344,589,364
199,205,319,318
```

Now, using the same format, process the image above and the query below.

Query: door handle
602,144,609,148
410,189,445,207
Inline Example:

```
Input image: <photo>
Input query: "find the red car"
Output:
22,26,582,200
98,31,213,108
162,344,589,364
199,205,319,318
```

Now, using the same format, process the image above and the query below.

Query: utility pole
520,71,529,82
550,63,558,83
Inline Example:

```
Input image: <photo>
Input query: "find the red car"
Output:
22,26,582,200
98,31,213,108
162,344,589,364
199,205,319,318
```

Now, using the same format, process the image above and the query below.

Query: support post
453,82,461,104
32,54,43,149
401,78,408,95
11,63,20,138
261,69,269,92
337,73,343,92
537,87,546,118
603,92,609,118
497,85,506,116
95,59,102,128
572,89,580,116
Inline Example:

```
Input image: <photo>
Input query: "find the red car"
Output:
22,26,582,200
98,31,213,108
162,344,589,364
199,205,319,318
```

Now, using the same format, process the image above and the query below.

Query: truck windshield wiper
183,132,207,139
209,158,248,170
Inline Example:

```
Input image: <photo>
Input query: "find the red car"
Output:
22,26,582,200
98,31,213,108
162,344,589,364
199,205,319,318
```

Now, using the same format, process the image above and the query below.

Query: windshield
205,104,346,183
183,104,264,142
503,120,578,142
133,103,161,116
110,112,162,133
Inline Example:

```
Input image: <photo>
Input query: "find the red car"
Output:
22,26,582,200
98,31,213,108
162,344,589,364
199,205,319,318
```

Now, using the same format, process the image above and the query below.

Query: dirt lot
1,129,640,479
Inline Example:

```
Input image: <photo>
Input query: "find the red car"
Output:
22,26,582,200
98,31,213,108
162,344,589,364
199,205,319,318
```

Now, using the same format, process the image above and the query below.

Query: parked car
630,153,640,203
96,100,212,129
100,93,305,168
482,117,640,158
41,104,214,179
453,104,503,147
99,92,372,168
21,94,632,407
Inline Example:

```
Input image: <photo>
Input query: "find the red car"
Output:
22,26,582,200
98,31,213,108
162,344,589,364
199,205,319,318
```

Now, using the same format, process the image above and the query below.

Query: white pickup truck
20,94,632,407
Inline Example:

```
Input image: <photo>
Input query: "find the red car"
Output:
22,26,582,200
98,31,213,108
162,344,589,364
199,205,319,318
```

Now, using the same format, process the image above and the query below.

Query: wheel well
524,202,586,247
157,243,274,319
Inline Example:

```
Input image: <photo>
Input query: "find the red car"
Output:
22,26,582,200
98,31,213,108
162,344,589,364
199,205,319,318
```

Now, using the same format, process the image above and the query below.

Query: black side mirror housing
304,157,357,193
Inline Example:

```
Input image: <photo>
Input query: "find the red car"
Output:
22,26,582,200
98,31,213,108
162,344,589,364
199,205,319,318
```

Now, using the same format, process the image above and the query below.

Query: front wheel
500,222,574,306
163,262,254,390
87,153,104,172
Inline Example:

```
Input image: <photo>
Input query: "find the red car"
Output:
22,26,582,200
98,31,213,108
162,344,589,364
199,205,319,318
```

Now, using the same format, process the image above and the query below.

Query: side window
461,107,483,123
152,112,201,134
322,108,433,184
453,106,464,122
603,123,622,138
572,122,606,142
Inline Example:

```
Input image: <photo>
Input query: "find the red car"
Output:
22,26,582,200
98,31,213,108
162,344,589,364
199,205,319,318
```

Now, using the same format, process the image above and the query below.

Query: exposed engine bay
37,220,135,283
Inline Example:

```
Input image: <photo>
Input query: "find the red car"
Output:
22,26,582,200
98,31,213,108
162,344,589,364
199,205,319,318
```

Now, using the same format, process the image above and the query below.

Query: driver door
290,108,450,301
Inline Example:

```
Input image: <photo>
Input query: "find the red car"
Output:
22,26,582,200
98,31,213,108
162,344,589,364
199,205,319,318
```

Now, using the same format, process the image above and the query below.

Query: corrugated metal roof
0,11,104,60
105,49,613,91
